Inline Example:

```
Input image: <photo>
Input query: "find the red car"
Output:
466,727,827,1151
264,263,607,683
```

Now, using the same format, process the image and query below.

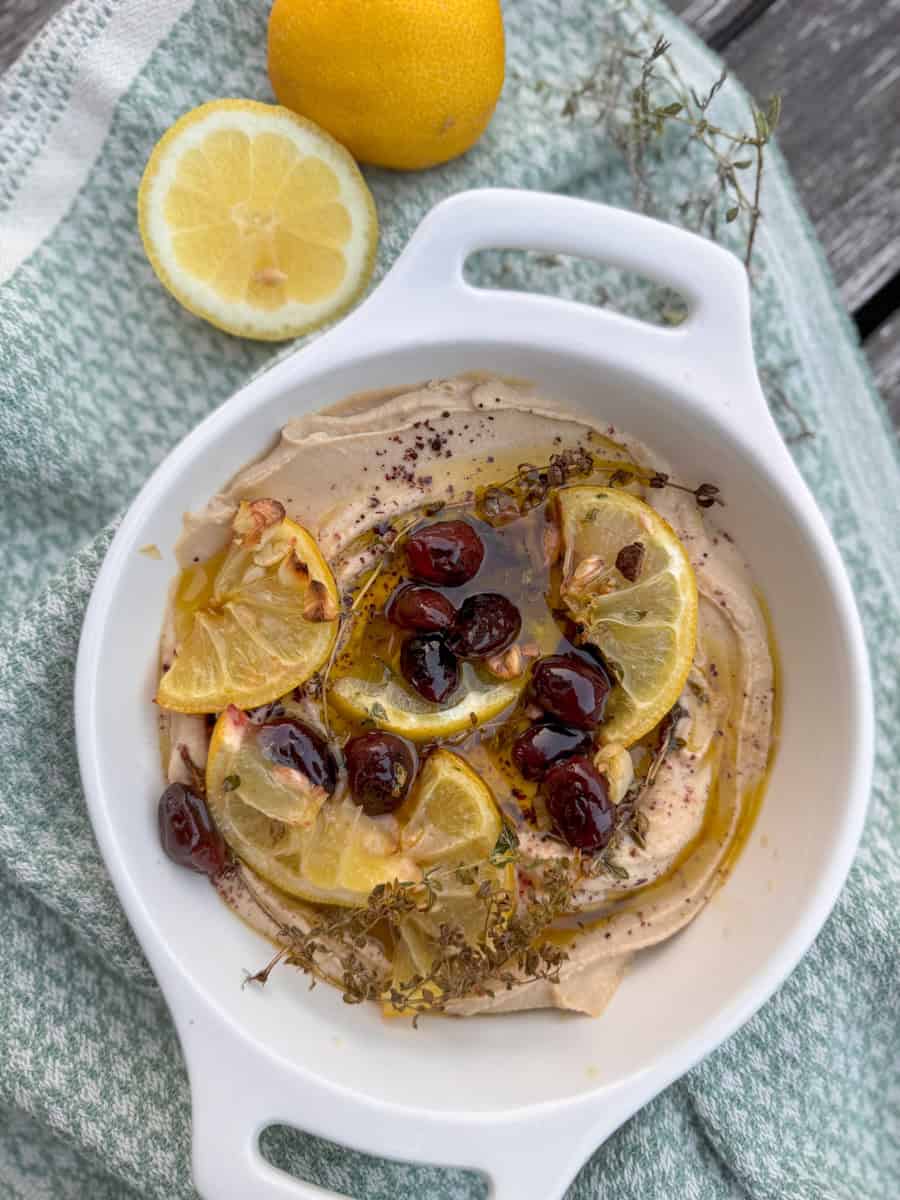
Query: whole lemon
267,0,505,171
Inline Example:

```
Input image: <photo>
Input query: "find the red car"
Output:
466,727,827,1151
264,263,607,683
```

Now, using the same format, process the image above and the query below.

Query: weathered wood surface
672,0,900,315
868,310,900,431
0,0,66,74
668,0,770,44
2,0,899,425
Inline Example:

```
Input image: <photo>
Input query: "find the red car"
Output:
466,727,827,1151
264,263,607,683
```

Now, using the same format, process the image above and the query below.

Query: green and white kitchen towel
1,1,898,1196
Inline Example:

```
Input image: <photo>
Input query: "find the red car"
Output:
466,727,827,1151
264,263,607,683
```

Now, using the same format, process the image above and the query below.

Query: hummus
159,375,775,1017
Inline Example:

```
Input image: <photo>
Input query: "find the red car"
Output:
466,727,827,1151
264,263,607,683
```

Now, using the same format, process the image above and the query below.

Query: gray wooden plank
672,0,900,312
667,0,753,40
0,0,67,73
867,311,900,432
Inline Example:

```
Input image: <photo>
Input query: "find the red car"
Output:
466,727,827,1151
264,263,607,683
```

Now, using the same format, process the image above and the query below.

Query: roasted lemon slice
387,864,517,1015
386,750,512,1012
138,99,378,340
389,871,516,1011
206,706,420,906
205,704,329,828
329,666,522,741
557,486,698,746
400,748,502,864
157,501,339,713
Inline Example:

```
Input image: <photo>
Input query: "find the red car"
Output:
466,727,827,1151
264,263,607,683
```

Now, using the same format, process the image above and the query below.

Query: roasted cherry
531,654,610,729
345,731,417,816
158,783,226,876
256,718,337,794
386,583,456,632
543,757,615,852
447,592,522,659
511,722,593,781
404,520,485,586
400,634,460,703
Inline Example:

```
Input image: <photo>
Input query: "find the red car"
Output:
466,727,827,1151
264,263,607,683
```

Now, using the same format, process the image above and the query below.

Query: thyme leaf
490,821,520,866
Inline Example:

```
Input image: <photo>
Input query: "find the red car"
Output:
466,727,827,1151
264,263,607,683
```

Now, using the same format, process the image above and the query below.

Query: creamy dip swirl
160,375,775,1017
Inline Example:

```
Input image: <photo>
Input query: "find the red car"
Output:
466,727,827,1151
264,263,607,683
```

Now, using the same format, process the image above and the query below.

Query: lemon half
138,99,378,340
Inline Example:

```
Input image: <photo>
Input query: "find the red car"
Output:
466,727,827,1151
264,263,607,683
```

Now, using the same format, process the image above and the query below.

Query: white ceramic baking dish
76,190,873,1200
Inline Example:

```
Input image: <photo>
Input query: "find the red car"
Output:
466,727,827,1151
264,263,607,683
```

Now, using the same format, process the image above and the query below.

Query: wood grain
0,0,67,74
672,0,900,312
867,311,900,431
667,0,776,46
666,0,747,39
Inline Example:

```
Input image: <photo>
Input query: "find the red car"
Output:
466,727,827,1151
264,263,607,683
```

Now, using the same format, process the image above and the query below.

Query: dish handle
368,187,760,399
183,1008,652,1200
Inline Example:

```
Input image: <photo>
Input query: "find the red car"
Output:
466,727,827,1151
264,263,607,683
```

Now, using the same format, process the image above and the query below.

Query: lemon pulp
138,99,378,340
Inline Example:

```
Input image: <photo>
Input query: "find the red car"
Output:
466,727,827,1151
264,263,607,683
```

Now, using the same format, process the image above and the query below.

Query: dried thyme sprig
476,452,722,527
645,471,722,508
241,849,606,1020
522,1,781,270
478,447,595,525
587,702,687,878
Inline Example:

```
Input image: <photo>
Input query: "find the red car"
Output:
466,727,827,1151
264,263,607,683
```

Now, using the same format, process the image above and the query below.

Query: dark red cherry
447,593,522,659
404,520,485,586
511,722,593,781
400,634,460,703
345,731,417,816
386,583,457,632
543,757,615,852
158,783,226,876
531,654,610,729
256,718,337,794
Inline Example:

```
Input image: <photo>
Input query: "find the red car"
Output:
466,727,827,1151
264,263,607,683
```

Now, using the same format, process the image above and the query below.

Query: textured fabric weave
0,1,897,1197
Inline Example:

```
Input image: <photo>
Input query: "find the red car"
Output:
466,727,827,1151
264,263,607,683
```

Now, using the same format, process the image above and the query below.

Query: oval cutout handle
181,1004,653,1200
373,188,754,371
